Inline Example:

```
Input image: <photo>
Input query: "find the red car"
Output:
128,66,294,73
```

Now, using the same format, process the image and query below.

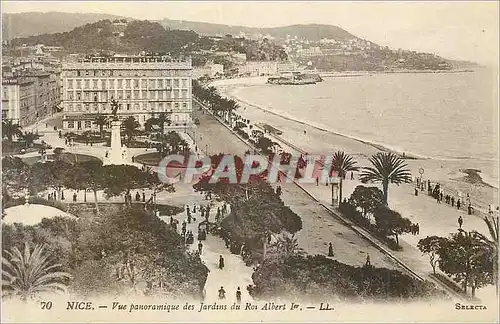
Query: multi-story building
60,56,194,136
238,61,278,76
2,77,37,126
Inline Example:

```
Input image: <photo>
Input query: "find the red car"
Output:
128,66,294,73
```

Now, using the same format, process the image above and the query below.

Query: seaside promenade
195,94,498,302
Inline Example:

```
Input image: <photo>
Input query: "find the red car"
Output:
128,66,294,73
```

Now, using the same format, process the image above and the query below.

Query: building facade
61,56,194,134
2,77,37,126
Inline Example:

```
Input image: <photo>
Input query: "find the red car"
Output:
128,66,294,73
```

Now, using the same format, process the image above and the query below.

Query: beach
212,75,499,214
207,74,498,302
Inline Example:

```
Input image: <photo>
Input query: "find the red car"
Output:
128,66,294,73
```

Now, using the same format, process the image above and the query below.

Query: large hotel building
61,56,194,137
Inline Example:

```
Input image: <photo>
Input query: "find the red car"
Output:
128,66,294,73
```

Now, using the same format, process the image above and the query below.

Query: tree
331,151,359,204
20,131,41,148
271,233,304,258
121,116,140,144
373,205,413,246
359,152,411,205
2,156,31,198
2,120,22,143
94,114,108,138
256,137,274,154
477,215,498,295
418,236,447,274
349,185,384,218
437,230,494,297
2,243,72,301
53,147,65,161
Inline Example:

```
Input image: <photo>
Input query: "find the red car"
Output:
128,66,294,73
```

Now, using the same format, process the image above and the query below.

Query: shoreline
210,77,498,211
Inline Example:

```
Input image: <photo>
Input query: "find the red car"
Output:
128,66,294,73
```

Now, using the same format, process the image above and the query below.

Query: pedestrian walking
365,254,371,267
328,242,334,257
488,204,493,215
316,176,319,186
457,199,461,210
236,287,242,303
218,286,226,299
198,241,203,254
458,216,463,229
350,171,354,180
451,196,455,207
219,255,225,269
142,191,145,203
414,187,419,196
73,192,77,202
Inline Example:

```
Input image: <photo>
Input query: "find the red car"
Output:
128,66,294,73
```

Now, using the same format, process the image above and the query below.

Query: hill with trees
8,19,287,62
2,12,131,40
159,18,357,41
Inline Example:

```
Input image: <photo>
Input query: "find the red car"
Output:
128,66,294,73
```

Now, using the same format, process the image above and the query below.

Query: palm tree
359,152,411,205
156,112,172,134
481,215,499,295
2,243,72,301
2,120,23,143
20,132,41,148
331,151,359,205
121,116,140,144
94,114,108,138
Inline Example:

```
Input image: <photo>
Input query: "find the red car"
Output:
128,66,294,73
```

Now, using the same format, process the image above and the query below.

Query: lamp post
330,176,340,207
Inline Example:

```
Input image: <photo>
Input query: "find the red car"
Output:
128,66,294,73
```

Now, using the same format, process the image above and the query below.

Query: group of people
47,191,63,200
428,182,474,214
217,286,242,302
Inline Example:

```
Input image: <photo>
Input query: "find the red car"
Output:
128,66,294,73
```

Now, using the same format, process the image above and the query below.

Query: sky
3,1,499,66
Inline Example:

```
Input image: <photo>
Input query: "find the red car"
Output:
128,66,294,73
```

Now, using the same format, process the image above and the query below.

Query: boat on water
267,71,323,85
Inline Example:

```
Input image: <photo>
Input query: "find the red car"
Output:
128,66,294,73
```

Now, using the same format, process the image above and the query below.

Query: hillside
159,18,357,41
8,20,287,62
2,12,131,40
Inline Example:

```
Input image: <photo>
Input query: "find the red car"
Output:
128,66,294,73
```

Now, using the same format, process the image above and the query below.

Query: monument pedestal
105,120,126,165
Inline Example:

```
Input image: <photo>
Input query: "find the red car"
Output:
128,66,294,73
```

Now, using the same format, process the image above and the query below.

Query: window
101,79,107,90
108,79,115,89
76,80,82,89
127,104,131,111
125,79,131,89
118,79,123,89
133,90,139,98
118,91,123,99
77,103,82,111
126,90,131,99
68,103,74,112
166,79,172,87
159,102,163,111
93,80,98,89
67,79,74,89
149,79,155,88
134,79,139,88
67,91,74,100
158,79,163,88
149,91,155,99
173,79,179,88
141,79,147,88
173,90,179,98
134,103,139,111
182,89,188,98
85,121,91,128
85,104,90,111
76,91,81,100
182,103,188,109
166,103,172,111
93,103,98,111
84,92,90,101
174,103,179,109
182,79,188,88
158,91,163,99
141,90,147,99
67,121,74,128
84,80,90,89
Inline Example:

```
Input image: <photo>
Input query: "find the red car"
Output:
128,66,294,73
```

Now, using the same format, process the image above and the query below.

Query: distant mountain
2,12,132,40
159,18,358,41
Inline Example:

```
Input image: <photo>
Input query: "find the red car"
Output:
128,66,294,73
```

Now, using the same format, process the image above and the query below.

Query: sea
230,69,499,186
